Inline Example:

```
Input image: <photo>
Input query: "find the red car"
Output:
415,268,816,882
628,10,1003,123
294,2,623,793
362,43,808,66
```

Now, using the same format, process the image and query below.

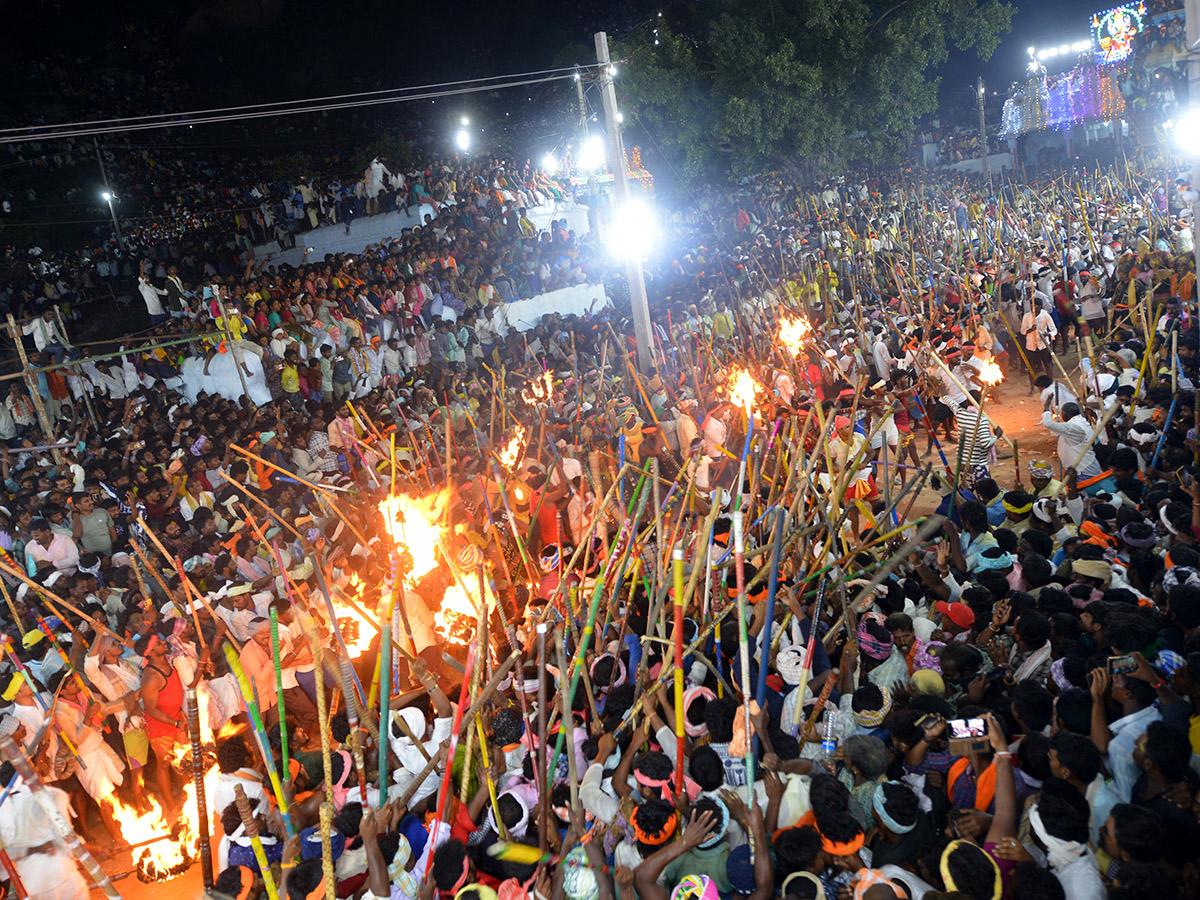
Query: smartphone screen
948,718,986,739
1109,655,1137,675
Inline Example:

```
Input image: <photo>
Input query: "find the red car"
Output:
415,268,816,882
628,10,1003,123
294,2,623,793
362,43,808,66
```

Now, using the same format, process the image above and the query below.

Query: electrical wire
0,73,578,145
0,64,606,137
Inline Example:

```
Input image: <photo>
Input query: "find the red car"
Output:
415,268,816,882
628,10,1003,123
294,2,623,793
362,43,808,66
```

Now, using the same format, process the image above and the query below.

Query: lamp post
595,31,655,372
977,77,990,188
95,136,124,252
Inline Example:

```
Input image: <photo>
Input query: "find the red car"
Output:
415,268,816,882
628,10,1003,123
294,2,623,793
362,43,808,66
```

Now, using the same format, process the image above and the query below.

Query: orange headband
633,811,678,846
820,831,865,856
1080,521,1116,548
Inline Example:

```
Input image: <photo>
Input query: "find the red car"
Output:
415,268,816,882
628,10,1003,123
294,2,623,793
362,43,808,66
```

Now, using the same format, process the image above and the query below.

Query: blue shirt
1108,704,1162,801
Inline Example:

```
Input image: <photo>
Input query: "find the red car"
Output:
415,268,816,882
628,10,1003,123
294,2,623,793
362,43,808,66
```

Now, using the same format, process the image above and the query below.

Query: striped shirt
946,399,994,467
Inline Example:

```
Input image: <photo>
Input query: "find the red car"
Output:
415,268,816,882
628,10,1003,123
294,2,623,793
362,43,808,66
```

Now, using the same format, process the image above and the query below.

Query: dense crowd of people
0,124,1199,900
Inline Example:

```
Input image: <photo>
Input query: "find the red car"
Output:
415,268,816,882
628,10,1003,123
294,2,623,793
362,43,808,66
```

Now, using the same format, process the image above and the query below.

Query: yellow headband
2,673,24,702
941,839,1001,900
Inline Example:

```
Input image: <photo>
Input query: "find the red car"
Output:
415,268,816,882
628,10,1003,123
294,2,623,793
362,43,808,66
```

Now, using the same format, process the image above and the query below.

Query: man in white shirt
1037,375,1079,415
21,311,68,363
1041,402,1102,480
137,261,168,325
1021,296,1057,391
871,330,895,381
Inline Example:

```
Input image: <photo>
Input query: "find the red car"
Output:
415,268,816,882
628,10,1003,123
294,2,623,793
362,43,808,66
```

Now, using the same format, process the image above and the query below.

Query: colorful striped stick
424,643,476,877
672,544,686,794
233,784,280,900
222,643,295,837
268,609,289,782
732,511,755,800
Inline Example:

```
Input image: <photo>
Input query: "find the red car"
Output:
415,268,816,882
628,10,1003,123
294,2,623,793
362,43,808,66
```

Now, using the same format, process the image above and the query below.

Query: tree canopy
614,0,1013,181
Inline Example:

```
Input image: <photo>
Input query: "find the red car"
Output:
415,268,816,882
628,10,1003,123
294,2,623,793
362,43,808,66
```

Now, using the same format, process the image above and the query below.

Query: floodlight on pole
578,134,606,171
1172,108,1200,152
101,192,111,202
607,198,657,259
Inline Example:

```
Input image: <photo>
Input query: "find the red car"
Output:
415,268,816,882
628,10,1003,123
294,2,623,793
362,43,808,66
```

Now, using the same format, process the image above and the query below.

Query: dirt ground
891,355,1068,519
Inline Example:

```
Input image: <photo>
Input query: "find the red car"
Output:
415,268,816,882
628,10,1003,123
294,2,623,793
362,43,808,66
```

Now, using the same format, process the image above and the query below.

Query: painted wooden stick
671,543,685,794
269,608,289,782
233,784,280,900
423,642,476,877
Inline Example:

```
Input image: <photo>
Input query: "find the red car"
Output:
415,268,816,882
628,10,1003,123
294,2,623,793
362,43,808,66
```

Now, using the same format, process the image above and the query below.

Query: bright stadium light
1172,109,1200,154
578,134,606,171
541,153,558,174
456,129,470,151
101,191,112,202
461,116,470,126
608,198,657,259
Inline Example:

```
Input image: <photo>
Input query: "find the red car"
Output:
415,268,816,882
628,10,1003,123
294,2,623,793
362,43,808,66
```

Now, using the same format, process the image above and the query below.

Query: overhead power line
0,66,607,144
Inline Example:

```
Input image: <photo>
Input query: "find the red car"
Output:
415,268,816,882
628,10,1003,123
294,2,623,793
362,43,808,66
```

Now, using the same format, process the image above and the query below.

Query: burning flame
522,370,554,406
778,315,813,356
103,696,219,881
498,427,526,471
321,489,453,658
979,360,1004,386
337,574,378,658
727,367,761,412
438,580,495,645
380,491,451,580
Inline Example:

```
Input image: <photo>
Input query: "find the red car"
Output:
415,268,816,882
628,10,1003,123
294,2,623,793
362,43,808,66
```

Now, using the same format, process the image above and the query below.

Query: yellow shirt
281,364,300,394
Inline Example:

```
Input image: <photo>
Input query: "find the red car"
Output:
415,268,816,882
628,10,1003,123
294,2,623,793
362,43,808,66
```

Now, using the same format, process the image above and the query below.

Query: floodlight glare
1172,109,1200,154
541,153,558,174
456,129,470,151
579,134,606,171
607,198,657,259
101,192,112,202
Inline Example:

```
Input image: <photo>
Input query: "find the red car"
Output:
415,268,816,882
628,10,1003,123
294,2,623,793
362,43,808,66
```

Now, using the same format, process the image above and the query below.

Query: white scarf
1029,803,1090,871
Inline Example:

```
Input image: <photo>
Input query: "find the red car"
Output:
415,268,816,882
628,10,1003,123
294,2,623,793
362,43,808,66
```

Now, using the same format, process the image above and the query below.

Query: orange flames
380,490,451,579
337,574,378,658
778,315,813,356
104,694,219,880
437,579,495,645
498,427,526,471
727,367,761,412
522,370,554,406
979,360,1004,386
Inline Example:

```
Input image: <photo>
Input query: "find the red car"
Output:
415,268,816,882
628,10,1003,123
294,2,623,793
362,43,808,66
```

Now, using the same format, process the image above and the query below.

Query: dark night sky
0,0,1119,140
943,0,1119,116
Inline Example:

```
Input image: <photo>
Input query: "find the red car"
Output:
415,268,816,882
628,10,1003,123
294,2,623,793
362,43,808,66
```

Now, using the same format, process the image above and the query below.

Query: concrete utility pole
1187,0,1200,306
575,66,588,135
595,31,655,372
978,77,991,188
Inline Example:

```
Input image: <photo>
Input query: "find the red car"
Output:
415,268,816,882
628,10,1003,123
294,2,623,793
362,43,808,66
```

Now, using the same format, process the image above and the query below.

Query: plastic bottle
821,710,838,759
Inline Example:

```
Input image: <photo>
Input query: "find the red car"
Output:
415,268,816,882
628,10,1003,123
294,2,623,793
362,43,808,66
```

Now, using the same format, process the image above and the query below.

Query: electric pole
595,31,655,372
575,66,588,135
978,77,990,188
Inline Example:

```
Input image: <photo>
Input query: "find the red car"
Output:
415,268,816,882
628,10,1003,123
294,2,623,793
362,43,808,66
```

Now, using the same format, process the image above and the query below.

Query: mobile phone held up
1109,655,1138,675
948,718,987,740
